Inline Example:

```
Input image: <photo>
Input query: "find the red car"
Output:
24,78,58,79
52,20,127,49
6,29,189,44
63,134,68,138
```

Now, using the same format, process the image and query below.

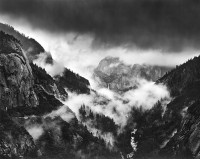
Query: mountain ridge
0,23,47,62
1,23,200,159
0,29,119,159
94,56,172,92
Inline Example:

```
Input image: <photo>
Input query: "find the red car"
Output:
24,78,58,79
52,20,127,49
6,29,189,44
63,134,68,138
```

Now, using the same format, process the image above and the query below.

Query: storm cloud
1,0,200,51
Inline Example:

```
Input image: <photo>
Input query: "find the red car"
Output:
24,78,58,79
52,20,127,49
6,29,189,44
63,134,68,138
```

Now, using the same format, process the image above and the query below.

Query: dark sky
1,0,200,52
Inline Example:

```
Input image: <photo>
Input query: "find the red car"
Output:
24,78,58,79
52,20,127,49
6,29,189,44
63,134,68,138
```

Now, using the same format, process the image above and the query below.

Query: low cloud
45,105,75,123
24,113,68,142
1,16,198,81
58,79,170,127
123,80,170,109
26,125,44,141
21,28,198,84
31,51,171,148
33,52,65,76
83,120,115,149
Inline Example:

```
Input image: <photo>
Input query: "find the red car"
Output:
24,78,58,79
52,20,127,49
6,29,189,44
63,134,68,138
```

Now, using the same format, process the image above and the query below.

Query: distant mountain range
94,56,172,92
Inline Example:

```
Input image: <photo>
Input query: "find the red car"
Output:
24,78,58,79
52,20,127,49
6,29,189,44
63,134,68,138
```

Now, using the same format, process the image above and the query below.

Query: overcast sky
0,0,200,78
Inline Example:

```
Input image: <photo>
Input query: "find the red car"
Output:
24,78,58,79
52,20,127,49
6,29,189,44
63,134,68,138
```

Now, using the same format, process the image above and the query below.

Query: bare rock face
0,31,65,117
94,56,172,92
0,31,59,159
94,57,135,91
0,31,38,111
0,23,48,63
0,31,38,158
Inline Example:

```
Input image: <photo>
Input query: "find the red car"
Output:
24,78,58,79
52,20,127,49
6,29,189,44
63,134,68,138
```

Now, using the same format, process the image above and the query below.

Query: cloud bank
1,0,200,51
57,79,170,127
31,33,198,90
1,15,199,82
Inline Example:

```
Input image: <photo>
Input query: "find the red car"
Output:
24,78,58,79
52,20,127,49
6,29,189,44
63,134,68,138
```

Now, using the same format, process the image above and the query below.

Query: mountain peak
94,56,172,92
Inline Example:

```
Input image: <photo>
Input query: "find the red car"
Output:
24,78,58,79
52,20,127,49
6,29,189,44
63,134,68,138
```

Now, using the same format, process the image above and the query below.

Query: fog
27,125,44,141
1,15,199,84
0,16,194,148
58,79,170,128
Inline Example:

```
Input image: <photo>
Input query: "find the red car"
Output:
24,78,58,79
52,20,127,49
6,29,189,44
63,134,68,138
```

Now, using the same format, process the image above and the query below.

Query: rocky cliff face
0,32,67,118
0,23,52,63
94,56,172,92
0,30,119,159
0,31,38,111
0,31,65,158
0,31,39,158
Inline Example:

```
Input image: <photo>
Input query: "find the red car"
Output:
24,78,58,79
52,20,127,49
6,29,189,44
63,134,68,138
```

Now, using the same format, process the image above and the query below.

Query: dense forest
55,68,90,94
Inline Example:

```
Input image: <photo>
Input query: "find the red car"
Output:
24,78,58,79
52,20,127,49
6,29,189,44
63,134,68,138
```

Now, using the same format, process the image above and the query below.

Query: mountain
94,56,172,92
0,30,119,159
120,55,200,159
157,56,200,158
0,31,67,116
0,23,52,63
0,23,90,95
55,68,90,94
91,55,200,159
0,31,44,158
0,31,38,111
2,23,200,159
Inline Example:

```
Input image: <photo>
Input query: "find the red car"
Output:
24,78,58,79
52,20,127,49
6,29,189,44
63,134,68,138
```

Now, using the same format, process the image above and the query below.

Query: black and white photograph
0,0,200,158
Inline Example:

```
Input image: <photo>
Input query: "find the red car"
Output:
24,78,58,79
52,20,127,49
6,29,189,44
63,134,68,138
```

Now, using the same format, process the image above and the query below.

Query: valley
0,22,200,159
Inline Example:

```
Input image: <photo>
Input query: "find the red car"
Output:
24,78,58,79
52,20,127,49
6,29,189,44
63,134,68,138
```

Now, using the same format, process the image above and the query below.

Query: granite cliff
0,30,118,159
94,56,172,92
0,31,38,111
0,23,47,63
0,31,38,158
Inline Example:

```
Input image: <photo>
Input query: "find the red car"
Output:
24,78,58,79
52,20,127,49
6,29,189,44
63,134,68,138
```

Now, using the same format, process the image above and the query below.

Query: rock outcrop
0,31,38,111
0,23,48,63
0,31,67,115
0,30,118,159
94,56,172,92
0,31,64,158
